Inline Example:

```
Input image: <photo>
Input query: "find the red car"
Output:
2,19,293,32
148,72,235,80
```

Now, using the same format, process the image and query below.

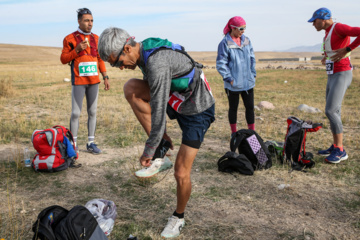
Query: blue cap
308,8,331,22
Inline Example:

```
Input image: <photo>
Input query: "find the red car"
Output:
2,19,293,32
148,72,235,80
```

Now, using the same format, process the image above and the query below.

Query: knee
87,108,97,118
123,79,137,101
174,169,190,183
325,108,335,119
71,110,81,120
228,105,238,112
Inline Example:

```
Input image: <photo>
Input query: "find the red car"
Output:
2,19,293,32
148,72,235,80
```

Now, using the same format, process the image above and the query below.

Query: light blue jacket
216,33,256,92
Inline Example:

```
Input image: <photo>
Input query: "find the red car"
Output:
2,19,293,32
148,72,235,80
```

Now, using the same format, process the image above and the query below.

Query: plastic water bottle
24,147,31,167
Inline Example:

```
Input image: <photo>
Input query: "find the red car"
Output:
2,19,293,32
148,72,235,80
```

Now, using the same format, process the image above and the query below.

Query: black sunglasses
111,47,125,68
77,8,92,15
111,37,133,67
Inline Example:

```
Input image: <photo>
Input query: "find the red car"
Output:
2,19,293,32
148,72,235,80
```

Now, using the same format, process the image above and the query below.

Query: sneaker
160,216,185,239
135,156,173,178
86,142,101,154
318,144,334,156
325,147,348,164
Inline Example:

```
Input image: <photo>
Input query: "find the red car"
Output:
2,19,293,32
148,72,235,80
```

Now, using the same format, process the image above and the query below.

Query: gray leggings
70,84,99,140
325,70,352,134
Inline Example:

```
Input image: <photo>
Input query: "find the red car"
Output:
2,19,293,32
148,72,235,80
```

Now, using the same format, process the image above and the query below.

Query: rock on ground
258,101,275,110
297,104,322,113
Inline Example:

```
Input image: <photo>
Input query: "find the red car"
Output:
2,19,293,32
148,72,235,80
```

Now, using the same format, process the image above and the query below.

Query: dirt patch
1,136,359,239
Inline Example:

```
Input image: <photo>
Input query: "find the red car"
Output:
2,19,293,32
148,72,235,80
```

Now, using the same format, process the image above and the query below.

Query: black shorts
167,104,215,148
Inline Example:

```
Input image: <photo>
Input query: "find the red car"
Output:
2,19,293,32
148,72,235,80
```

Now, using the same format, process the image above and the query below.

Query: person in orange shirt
61,8,109,154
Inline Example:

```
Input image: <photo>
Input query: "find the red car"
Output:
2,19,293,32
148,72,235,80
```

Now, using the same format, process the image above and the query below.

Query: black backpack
283,116,322,171
33,205,108,240
230,129,272,170
218,151,254,175
32,205,68,240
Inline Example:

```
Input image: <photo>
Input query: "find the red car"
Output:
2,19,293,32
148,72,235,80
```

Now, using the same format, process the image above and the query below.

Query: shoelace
328,148,343,159
143,159,161,170
88,143,98,148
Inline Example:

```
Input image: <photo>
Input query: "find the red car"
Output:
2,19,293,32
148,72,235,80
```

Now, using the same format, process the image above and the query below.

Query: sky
0,0,359,52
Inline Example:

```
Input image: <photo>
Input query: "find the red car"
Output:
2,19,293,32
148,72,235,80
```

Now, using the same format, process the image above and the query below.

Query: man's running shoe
134,157,173,178
160,215,185,239
325,147,348,163
318,144,334,156
86,142,102,154
153,139,172,160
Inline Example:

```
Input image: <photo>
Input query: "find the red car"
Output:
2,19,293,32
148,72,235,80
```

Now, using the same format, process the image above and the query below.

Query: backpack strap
218,151,254,176
218,151,236,166
147,47,203,79
52,125,67,134
69,158,82,168
71,31,97,57
230,130,249,152
52,125,78,160
52,125,75,143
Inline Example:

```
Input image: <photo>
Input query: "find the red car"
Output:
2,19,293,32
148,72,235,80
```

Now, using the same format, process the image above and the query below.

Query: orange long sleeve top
60,32,106,85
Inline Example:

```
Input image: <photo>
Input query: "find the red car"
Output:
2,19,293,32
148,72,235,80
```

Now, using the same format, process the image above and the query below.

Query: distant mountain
282,44,322,52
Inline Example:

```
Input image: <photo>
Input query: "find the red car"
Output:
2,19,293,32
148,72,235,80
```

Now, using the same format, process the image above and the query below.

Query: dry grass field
0,44,360,240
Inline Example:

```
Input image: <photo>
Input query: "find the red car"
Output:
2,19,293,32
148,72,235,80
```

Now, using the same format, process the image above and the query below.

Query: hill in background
0,43,322,62
283,43,322,53
1,43,359,67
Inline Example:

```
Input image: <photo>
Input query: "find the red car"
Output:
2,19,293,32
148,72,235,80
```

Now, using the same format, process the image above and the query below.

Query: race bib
168,92,185,112
79,62,98,76
325,59,334,75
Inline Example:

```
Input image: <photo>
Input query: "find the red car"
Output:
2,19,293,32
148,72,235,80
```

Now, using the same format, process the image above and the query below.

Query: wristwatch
103,75,109,81
346,47,352,52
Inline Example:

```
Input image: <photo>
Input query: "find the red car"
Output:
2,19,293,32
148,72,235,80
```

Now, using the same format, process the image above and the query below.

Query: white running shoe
161,215,185,239
134,157,173,178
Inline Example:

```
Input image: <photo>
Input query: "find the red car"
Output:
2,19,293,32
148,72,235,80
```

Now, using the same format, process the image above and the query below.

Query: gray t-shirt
139,46,215,158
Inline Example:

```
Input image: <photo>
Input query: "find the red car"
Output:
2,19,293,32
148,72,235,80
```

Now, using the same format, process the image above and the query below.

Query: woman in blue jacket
216,16,256,136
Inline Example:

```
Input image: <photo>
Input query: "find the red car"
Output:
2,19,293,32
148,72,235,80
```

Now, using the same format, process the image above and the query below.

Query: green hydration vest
140,38,200,92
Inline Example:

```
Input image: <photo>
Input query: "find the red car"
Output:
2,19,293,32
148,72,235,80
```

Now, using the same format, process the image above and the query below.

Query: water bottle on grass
24,147,31,167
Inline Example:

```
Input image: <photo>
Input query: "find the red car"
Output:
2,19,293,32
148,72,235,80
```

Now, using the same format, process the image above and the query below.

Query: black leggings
225,88,254,125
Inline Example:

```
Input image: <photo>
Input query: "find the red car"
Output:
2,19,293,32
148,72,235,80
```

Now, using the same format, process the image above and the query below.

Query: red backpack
283,117,322,171
31,125,79,172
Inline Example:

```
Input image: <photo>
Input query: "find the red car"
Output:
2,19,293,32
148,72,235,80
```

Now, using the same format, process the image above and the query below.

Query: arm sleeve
249,39,256,77
142,56,172,158
216,40,233,83
335,23,360,50
60,36,78,64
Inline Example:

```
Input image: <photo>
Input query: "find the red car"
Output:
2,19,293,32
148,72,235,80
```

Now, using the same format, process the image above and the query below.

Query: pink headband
223,16,246,35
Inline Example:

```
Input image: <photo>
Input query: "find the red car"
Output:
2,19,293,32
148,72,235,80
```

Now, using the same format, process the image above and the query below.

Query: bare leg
174,144,198,213
123,78,174,149
123,79,151,135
